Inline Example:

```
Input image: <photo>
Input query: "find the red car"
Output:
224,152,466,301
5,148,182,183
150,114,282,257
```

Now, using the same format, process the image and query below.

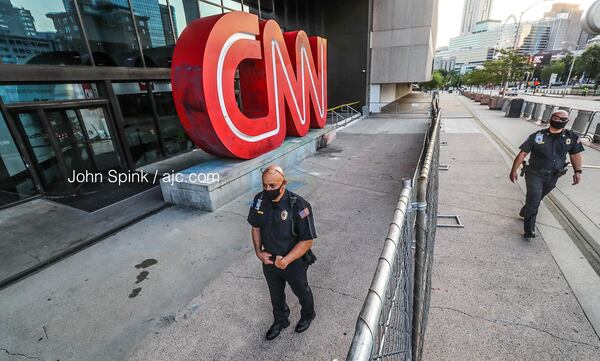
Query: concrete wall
369,82,412,113
370,0,438,84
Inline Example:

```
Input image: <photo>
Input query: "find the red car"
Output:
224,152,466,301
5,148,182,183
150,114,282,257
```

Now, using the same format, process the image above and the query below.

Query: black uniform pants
262,259,314,323
520,172,558,234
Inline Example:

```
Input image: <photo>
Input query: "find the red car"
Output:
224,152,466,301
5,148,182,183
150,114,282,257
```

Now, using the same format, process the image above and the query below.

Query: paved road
0,115,428,361
423,94,600,360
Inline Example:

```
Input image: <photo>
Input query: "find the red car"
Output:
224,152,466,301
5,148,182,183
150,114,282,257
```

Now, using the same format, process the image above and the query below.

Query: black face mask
263,186,283,201
550,120,567,129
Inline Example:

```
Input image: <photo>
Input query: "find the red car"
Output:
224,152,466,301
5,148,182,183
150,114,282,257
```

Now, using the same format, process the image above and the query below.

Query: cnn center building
0,0,436,208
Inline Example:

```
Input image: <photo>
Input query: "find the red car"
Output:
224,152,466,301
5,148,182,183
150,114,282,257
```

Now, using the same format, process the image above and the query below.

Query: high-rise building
434,19,515,73
159,3,177,46
460,0,493,34
519,24,551,54
0,0,37,37
539,3,586,51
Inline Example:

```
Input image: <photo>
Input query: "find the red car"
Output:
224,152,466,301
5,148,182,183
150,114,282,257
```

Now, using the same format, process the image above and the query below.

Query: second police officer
510,110,584,238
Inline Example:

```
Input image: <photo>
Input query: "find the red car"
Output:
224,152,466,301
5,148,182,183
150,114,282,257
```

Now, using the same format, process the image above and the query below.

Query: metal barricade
346,95,440,361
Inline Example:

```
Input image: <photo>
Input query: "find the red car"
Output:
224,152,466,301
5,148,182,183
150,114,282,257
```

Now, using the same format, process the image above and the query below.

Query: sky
436,0,596,48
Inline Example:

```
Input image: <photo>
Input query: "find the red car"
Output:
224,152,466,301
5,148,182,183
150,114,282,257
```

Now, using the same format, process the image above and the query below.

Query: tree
577,45,600,86
462,68,489,91
420,70,444,90
540,61,566,84
441,70,462,89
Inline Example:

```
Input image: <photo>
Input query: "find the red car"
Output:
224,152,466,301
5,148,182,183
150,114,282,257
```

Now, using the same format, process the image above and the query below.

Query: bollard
522,101,534,119
532,103,544,121
541,104,555,122
501,98,511,112
571,110,593,135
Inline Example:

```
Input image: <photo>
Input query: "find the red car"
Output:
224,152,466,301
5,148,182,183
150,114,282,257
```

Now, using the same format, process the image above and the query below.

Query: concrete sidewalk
460,94,600,262
0,115,428,361
423,95,600,360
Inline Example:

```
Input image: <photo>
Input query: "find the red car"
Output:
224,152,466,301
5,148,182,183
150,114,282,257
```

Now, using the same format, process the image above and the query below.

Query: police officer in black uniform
247,165,317,340
510,110,584,238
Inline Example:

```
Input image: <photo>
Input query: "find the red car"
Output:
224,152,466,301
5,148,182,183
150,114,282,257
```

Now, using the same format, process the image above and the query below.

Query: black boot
266,319,290,340
295,312,316,333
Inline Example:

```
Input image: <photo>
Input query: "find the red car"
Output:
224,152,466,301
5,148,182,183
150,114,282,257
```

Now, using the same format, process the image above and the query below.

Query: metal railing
346,93,441,361
327,102,362,127
523,88,600,97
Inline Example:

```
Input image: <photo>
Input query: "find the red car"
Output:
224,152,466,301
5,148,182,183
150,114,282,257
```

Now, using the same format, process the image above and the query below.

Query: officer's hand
274,256,289,270
257,251,274,265
509,171,518,183
572,173,582,185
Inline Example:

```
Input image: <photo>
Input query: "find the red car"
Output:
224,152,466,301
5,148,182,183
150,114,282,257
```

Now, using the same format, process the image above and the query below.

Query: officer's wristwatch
574,169,583,174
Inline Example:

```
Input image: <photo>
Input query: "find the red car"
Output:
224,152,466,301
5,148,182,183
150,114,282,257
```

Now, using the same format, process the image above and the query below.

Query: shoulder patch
298,207,310,219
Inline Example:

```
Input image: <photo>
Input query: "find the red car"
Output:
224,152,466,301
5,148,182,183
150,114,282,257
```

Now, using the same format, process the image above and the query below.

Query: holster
302,249,317,265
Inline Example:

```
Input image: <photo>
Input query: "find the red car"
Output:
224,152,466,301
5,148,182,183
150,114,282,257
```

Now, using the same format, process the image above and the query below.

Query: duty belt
528,167,567,177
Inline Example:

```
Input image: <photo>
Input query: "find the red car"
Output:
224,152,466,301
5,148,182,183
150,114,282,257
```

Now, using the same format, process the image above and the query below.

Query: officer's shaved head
262,164,286,191
551,110,569,119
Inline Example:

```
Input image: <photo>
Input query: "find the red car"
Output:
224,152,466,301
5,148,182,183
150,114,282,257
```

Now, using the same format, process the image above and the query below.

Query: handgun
520,161,527,177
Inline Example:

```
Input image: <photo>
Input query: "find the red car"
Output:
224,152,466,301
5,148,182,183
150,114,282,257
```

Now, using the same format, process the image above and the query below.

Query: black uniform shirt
519,128,584,172
247,189,317,256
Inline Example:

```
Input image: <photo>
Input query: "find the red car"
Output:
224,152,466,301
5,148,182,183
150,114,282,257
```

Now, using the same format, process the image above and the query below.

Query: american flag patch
299,207,310,219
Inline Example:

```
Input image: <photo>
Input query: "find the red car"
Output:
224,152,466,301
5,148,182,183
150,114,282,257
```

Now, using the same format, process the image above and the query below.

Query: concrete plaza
0,115,428,361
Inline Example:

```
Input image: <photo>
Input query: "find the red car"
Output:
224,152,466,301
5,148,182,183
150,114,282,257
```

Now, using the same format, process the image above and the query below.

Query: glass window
130,0,174,67
77,0,143,67
113,82,163,167
259,0,274,20
16,112,63,190
0,83,99,104
273,0,285,25
78,108,121,172
169,0,199,38
199,1,223,17
1,0,90,65
243,0,260,17
47,109,94,174
222,0,242,11
0,112,36,204
152,82,193,156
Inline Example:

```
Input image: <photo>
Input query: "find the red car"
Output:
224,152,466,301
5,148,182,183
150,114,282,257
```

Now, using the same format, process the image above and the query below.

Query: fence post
412,108,440,361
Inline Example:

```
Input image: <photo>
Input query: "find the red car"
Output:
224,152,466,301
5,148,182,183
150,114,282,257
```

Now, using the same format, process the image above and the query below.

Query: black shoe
524,232,536,239
266,320,290,340
295,312,316,333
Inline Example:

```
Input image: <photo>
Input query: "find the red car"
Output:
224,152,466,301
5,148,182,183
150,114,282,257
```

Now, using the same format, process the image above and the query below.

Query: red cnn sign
171,12,328,159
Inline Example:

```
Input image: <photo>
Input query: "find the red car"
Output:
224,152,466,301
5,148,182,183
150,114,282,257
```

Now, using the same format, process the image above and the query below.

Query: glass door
12,105,121,194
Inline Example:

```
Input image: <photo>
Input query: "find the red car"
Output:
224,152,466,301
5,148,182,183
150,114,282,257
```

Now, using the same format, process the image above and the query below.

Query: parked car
507,88,518,96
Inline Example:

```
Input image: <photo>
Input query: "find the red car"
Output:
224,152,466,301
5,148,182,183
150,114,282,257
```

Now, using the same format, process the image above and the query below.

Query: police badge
535,133,544,144
281,210,288,220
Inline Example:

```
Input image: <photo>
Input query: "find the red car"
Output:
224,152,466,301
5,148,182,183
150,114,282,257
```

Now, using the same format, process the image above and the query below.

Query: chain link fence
346,93,441,361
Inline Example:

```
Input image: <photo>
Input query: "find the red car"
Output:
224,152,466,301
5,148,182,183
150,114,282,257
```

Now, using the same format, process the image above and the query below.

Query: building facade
0,0,436,208
434,19,515,73
460,0,492,35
